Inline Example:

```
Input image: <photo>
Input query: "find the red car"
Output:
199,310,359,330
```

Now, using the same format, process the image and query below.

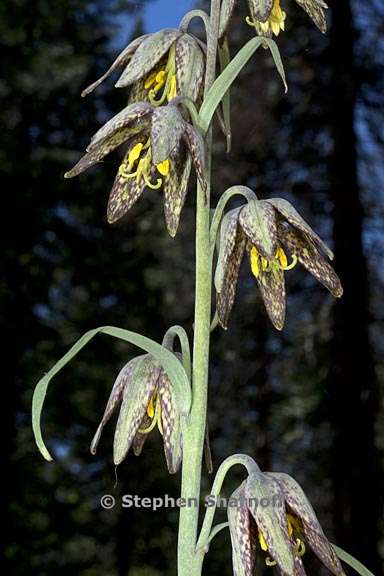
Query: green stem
177,1,221,574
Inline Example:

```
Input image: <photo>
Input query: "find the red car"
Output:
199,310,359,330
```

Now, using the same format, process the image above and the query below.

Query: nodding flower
228,465,345,576
65,101,206,237
219,0,328,40
81,28,205,106
215,194,342,330
90,353,183,474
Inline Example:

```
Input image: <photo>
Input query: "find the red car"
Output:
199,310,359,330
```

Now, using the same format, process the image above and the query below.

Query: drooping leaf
32,326,191,461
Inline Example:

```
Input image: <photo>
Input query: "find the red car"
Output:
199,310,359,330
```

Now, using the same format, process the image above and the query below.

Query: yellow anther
167,74,177,101
250,247,260,278
156,159,170,177
277,247,288,268
139,393,163,435
147,396,155,418
258,530,268,552
265,557,277,567
128,142,144,166
144,70,158,90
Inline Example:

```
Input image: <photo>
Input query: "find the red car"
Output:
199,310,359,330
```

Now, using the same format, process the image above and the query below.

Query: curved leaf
199,37,287,133
32,326,191,462
332,544,375,576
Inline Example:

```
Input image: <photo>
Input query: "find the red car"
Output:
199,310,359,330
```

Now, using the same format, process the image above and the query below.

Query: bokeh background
2,0,384,574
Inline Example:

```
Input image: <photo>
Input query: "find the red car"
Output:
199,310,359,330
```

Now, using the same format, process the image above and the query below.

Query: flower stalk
177,1,221,574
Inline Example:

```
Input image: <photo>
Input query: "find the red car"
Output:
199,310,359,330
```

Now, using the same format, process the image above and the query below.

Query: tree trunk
328,1,382,572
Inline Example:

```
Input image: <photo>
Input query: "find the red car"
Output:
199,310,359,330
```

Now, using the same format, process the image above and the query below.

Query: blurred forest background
2,0,384,574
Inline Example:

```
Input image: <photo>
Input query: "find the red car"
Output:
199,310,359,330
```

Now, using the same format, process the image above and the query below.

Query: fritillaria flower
219,0,328,40
228,468,345,575
91,354,183,473
65,101,205,236
81,28,205,106
215,196,342,330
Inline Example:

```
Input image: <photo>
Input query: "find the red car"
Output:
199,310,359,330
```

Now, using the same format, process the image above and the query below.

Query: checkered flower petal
163,148,192,237
254,259,286,330
113,355,162,466
175,33,205,101
90,356,142,455
228,483,257,576
278,225,343,298
239,200,278,259
294,0,328,33
115,29,182,88
268,473,345,576
158,370,183,474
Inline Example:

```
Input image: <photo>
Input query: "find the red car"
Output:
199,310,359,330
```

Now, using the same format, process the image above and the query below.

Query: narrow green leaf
332,544,375,576
199,37,287,133
32,326,191,462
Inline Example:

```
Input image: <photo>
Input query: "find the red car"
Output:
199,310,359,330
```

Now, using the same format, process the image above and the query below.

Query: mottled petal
158,370,182,474
90,356,141,455
268,473,345,576
127,77,149,105
248,0,274,22
163,149,192,237
87,102,152,151
217,230,246,329
267,198,334,260
182,122,206,190
64,127,134,178
115,29,181,88
113,355,162,465
294,557,308,576
214,207,242,293
239,200,278,259
245,471,295,576
294,0,328,33
150,105,184,165
255,261,286,330
228,483,256,576
132,414,151,456
81,34,150,97
175,33,205,101
279,225,343,298
107,144,151,224
219,0,237,39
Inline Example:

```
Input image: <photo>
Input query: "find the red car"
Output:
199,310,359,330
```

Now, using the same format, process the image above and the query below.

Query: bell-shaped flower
219,0,328,40
90,353,183,473
214,195,342,330
65,101,206,236
228,468,345,575
266,472,346,576
81,28,205,106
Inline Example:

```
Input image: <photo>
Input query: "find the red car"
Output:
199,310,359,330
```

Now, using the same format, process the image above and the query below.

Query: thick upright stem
177,1,220,575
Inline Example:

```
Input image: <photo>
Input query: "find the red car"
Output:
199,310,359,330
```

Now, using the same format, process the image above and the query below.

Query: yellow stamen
156,159,170,177
167,74,177,102
147,396,155,418
262,257,269,271
280,253,298,271
143,173,162,190
265,557,277,567
128,142,144,167
118,138,170,190
250,246,260,278
144,70,158,90
258,530,268,552
138,393,163,435
294,538,306,557
246,0,286,37
277,247,288,268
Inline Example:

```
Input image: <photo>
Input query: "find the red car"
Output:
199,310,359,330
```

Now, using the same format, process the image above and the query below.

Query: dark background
2,0,383,574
